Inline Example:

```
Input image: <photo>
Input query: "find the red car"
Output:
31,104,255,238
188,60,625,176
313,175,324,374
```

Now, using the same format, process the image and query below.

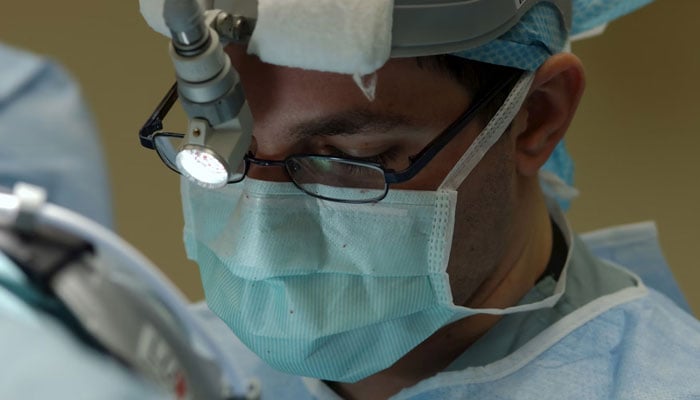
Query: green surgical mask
180,73,565,383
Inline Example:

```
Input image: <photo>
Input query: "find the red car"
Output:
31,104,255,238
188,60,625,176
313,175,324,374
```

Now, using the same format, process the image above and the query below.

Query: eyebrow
287,109,416,139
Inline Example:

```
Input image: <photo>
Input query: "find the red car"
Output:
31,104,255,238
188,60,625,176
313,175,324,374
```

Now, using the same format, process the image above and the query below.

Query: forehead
225,45,472,134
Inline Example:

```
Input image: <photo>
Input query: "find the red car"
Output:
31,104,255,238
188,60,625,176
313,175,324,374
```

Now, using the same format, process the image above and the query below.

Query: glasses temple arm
139,82,180,149
385,72,521,184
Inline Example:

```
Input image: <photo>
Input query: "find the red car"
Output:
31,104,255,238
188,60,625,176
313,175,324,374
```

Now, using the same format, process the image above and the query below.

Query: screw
193,129,201,137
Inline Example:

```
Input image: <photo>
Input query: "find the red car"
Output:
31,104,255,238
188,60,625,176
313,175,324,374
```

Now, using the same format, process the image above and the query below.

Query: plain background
1,1,698,316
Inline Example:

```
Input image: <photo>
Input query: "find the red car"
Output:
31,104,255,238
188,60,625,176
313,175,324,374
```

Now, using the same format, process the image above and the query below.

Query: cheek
392,123,483,191
445,137,517,305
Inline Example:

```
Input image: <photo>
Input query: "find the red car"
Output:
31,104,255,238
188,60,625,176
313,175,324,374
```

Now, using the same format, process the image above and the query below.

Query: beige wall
2,2,698,315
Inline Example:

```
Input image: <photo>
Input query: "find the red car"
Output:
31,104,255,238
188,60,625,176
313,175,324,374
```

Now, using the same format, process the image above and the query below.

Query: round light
175,145,229,188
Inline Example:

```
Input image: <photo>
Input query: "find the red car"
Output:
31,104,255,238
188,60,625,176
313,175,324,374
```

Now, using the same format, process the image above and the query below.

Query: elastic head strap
439,72,535,191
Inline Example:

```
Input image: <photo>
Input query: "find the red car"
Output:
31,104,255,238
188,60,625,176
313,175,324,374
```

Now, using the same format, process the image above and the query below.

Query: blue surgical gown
0,43,159,398
0,43,113,228
0,251,168,398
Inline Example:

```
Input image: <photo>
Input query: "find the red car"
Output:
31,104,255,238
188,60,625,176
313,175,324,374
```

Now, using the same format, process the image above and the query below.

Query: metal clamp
212,12,255,43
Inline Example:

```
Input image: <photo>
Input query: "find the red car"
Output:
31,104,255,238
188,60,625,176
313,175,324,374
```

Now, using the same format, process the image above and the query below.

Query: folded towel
140,0,393,75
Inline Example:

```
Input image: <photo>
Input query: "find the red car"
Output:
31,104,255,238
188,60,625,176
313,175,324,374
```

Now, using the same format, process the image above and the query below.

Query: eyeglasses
139,72,521,203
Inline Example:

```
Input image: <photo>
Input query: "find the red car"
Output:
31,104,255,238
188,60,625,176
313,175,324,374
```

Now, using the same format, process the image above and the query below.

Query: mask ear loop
438,72,535,191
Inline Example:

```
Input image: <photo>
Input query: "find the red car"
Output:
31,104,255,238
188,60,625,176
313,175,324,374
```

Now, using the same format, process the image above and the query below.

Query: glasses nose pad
286,158,302,175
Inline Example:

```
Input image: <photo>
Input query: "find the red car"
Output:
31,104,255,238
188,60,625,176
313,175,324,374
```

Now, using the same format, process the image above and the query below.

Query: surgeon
140,0,700,399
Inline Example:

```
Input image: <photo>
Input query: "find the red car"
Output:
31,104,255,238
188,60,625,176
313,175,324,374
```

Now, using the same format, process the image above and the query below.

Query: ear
512,53,585,177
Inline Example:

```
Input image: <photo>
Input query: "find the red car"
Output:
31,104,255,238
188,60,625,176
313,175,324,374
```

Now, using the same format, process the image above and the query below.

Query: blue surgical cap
452,0,654,71
450,0,653,210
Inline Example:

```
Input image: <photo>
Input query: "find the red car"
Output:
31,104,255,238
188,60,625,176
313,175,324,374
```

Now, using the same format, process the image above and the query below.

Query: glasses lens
153,133,183,172
288,156,387,202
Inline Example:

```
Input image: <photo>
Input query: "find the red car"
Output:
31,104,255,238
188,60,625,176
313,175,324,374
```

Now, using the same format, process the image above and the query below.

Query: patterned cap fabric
452,0,654,71
451,0,653,211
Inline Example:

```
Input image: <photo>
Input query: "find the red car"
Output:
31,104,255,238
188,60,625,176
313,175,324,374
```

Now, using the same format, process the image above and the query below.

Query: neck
465,185,553,310
331,183,554,400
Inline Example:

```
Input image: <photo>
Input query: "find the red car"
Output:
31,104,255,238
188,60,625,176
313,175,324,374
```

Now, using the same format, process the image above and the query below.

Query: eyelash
328,146,401,167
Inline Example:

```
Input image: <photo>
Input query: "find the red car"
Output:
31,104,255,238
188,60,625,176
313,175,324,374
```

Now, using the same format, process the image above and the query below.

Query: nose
246,161,290,182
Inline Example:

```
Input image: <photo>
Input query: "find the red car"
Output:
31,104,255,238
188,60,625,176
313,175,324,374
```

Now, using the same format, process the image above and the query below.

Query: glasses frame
138,83,186,173
139,71,522,202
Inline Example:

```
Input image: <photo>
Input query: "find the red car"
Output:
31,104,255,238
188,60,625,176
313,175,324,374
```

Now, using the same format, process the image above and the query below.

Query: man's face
226,45,519,306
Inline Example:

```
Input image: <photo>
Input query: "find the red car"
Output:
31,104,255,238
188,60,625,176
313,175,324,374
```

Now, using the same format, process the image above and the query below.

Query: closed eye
326,146,402,169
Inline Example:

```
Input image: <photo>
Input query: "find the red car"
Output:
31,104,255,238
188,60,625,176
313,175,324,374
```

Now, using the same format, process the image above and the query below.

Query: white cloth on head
140,0,393,75
247,0,393,75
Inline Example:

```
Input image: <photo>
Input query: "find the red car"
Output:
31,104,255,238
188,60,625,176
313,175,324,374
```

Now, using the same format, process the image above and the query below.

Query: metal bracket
13,183,47,233
204,10,255,43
